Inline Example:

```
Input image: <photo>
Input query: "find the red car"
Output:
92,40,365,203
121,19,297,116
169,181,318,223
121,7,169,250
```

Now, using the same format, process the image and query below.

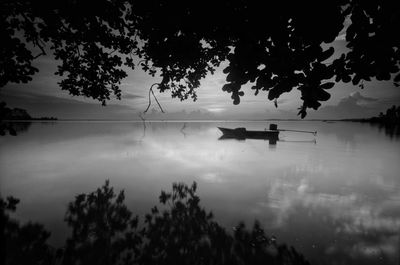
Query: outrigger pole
268,124,317,136
278,129,317,136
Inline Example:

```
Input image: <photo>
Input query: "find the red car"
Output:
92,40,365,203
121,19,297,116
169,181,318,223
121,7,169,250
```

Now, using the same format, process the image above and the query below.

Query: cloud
205,107,225,113
348,91,378,103
307,92,380,119
122,92,144,100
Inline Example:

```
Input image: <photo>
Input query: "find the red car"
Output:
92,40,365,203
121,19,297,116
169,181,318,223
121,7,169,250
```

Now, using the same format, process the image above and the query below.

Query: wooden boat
217,127,279,140
218,124,316,144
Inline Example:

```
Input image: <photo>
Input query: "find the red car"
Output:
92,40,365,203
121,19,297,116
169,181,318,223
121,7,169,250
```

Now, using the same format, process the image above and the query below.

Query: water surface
1,121,399,264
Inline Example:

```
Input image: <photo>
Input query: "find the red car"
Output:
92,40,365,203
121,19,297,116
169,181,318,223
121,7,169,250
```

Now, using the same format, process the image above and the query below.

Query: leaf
223,66,231,74
222,83,232,92
352,74,361,85
320,82,335,90
298,108,307,119
316,89,331,101
319,47,335,61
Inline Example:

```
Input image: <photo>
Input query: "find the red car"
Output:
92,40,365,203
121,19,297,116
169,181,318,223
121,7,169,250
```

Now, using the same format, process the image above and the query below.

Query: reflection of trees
0,122,32,136
353,105,400,139
377,105,400,125
62,180,140,265
369,123,400,139
1,196,55,265
2,181,310,265
0,102,33,136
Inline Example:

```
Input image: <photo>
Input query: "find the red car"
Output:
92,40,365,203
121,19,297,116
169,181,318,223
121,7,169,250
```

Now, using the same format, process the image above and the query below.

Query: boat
217,127,279,140
217,124,316,144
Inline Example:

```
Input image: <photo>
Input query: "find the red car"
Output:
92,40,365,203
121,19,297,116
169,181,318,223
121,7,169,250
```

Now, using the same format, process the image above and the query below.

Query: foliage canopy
1,0,399,117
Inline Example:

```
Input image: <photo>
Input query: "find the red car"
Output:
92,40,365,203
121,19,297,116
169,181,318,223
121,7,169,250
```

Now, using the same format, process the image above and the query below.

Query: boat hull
218,127,279,140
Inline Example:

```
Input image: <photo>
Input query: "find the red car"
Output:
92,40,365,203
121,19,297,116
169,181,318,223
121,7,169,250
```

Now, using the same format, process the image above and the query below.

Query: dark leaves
2,1,400,118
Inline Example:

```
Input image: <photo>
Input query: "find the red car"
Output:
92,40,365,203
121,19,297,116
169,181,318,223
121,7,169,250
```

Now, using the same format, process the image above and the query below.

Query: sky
1,39,399,120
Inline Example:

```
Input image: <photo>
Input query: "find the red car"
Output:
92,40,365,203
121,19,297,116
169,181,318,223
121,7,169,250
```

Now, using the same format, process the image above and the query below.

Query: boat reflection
218,134,278,145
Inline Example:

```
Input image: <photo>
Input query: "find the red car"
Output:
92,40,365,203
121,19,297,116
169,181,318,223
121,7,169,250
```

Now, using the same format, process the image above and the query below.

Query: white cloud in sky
308,91,386,119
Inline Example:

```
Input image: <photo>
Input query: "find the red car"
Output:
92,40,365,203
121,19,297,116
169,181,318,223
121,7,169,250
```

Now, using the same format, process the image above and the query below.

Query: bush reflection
2,181,310,265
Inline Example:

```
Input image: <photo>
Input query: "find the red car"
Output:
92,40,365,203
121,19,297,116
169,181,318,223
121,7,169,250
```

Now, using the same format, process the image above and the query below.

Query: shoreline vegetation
0,102,57,135
0,102,57,121
2,181,310,265
338,105,400,125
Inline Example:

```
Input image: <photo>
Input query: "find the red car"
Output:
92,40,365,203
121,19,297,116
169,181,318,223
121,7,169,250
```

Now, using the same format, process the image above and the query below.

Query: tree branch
143,83,165,113
150,86,165,113
21,13,47,59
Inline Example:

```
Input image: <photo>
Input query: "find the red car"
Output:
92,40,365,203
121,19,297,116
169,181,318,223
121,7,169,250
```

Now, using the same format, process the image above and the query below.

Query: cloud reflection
0,121,399,264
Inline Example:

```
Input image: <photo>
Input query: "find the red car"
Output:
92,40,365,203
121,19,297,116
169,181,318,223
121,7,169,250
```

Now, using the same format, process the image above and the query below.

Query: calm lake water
1,120,399,264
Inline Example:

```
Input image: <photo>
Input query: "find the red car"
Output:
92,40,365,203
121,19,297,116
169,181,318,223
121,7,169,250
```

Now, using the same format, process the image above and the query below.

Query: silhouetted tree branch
144,83,165,113
1,0,399,117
